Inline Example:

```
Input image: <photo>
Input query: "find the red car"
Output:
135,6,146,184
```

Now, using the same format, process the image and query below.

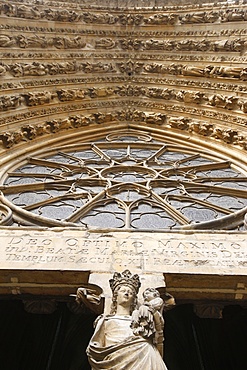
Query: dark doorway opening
0,300,95,370
164,303,247,370
0,300,246,370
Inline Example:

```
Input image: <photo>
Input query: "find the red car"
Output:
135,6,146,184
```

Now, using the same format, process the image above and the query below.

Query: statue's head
143,287,160,302
109,270,141,315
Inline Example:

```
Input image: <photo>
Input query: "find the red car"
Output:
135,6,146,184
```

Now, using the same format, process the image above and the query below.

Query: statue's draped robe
87,315,168,370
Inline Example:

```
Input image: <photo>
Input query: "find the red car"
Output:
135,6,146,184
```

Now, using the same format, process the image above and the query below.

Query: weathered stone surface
1,228,246,275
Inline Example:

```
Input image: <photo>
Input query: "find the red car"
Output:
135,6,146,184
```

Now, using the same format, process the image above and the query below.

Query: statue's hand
138,304,153,321
75,287,104,314
76,287,87,304
76,288,102,305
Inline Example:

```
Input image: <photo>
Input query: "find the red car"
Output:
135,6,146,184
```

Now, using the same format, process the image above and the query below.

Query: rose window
1,132,247,230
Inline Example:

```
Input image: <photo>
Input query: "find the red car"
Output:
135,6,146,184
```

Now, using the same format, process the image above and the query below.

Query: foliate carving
0,64,7,76
0,2,247,160
52,36,86,49
0,22,247,40
118,14,144,25
1,73,244,95
81,12,118,24
116,60,144,74
137,99,247,127
119,39,144,51
116,85,143,97
0,100,124,126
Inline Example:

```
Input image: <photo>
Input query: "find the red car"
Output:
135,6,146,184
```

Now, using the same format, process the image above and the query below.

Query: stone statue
131,287,165,357
86,270,169,369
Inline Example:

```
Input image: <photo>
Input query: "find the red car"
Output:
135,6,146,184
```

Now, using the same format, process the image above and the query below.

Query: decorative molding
0,34,247,55
1,109,246,150
0,85,246,115
1,2,247,26
1,52,247,64
0,24,247,39
0,75,246,95
1,60,247,83
0,204,13,226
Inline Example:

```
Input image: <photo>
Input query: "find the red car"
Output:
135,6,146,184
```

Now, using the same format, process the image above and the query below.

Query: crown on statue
109,270,141,294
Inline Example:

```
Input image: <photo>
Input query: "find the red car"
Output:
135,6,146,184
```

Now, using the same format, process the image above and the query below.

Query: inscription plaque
1,229,246,275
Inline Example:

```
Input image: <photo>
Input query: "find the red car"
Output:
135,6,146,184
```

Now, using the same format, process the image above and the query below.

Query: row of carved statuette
135,99,247,127
0,97,245,128
0,35,246,53
1,61,247,81
3,0,246,12
1,3,247,25
119,38,247,53
0,86,246,114
0,110,167,147
1,109,246,149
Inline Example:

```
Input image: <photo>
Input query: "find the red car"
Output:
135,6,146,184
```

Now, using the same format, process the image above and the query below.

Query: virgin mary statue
86,270,169,370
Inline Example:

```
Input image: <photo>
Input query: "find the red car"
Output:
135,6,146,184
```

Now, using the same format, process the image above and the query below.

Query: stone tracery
0,0,247,229
1,131,247,230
